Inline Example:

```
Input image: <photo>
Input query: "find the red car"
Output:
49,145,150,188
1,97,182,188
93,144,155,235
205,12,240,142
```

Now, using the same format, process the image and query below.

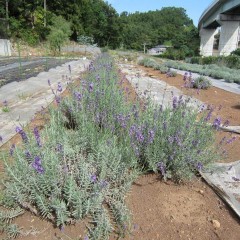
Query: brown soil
0,65,240,240
141,66,240,126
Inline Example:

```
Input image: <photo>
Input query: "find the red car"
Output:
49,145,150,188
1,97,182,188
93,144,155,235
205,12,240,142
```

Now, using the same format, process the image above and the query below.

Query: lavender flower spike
33,127,42,147
32,156,44,174
15,126,28,143
57,82,62,92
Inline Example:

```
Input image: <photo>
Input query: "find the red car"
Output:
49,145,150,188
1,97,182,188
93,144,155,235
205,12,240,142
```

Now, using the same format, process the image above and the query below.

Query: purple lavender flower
226,136,236,144
205,109,213,122
74,92,82,101
15,126,28,143
90,174,97,183
57,82,62,92
56,144,63,152
3,100,8,107
68,65,71,74
60,225,64,232
47,79,51,86
89,82,94,92
84,236,89,240
157,162,166,176
32,156,44,174
25,151,31,159
192,139,199,147
183,72,188,81
0,135,2,142
136,130,144,143
129,125,136,136
100,180,108,188
148,130,155,144
196,162,203,171
172,96,178,109
9,144,15,156
55,96,61,104
33,127,42,147
212,117,221,130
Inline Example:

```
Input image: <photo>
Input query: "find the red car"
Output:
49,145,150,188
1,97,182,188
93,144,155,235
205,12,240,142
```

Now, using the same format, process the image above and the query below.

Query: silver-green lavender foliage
2,53,220,239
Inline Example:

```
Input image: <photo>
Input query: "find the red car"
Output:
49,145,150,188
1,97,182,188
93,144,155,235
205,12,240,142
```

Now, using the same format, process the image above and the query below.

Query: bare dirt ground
0,64,239,240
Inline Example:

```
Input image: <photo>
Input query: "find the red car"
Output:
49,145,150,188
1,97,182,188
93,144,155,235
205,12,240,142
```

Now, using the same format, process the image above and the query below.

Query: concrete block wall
0,39,11,56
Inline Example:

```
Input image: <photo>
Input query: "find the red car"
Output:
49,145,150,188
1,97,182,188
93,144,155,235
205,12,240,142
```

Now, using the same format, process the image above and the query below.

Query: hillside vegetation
0,0,199,55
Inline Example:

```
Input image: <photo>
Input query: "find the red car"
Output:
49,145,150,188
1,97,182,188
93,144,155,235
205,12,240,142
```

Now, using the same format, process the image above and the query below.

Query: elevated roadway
198,0,240,56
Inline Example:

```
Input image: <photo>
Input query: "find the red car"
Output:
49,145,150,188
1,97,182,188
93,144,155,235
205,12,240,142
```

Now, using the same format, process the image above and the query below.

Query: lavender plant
2,53,221,239
183,73,212,90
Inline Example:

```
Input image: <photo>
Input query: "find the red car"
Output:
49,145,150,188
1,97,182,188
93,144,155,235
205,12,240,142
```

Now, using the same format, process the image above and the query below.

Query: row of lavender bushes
139,57,240,84
1,54,223,239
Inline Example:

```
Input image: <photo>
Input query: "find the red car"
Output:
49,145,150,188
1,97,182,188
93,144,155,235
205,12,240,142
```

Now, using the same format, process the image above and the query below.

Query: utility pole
143,42,148,54
44,0,46,27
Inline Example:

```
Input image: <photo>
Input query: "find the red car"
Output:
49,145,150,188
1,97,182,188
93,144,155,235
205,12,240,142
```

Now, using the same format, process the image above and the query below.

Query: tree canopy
0,1,199,55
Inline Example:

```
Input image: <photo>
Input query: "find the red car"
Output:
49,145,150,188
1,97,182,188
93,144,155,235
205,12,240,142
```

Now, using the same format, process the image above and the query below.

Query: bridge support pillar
219,21,240,55
200,28,218,56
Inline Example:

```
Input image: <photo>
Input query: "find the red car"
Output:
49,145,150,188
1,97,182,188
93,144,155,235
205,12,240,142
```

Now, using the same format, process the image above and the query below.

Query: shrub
138,58,158,68
231,48,240,56
2,54,220,239
159,65,168,74
47,15,72,54
19,29,40,46
192,76,212,89
165,60,240,84
166,70,177,77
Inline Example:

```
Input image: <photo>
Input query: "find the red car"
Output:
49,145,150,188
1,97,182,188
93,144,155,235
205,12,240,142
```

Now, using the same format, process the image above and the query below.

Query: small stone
211,219,220,229
198,190,204,195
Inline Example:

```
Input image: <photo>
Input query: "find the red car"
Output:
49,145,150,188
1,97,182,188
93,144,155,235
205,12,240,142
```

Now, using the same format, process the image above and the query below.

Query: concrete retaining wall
0,39,11,56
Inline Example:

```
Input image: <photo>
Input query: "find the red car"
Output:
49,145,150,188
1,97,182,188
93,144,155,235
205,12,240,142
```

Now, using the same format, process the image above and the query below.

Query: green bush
192,76,212,89
47,15,72,53
165,60,240,84
19,29,40,46
187,55,240,70
166,70,177,77
231,48,240,56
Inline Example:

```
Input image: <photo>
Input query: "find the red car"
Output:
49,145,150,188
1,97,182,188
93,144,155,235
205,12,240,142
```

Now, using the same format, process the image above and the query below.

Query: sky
105,0,213,26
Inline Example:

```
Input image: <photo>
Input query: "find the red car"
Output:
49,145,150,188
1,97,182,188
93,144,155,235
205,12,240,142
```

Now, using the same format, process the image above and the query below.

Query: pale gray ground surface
119,63,204,110
171,68,240,95
202,161,240,218
0,58,90,147
120,63,240,218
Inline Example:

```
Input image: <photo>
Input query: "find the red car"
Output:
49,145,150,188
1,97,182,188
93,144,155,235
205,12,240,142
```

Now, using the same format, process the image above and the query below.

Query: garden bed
0,57,76,87
0,55,239,240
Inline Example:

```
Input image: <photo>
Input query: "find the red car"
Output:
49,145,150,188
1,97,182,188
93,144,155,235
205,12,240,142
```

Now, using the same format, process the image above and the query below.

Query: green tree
47,15,72,54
